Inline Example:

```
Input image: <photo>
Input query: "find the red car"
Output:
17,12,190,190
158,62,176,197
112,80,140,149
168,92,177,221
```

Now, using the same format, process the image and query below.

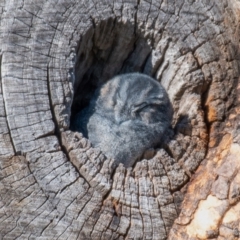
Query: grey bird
73,73,173,167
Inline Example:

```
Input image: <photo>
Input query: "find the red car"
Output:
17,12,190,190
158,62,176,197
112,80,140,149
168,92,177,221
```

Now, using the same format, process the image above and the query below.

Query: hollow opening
68,17,178,167
67,16,208,172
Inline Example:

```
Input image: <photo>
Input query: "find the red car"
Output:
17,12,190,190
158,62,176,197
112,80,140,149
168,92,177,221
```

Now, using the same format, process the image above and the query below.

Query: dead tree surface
0,0,240,239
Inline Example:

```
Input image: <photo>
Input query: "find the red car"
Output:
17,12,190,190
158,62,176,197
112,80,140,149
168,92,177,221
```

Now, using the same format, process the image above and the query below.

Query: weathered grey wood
0,0,240,239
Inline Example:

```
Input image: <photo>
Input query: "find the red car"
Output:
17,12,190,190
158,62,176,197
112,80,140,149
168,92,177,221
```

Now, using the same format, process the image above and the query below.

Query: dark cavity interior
70,18,166,125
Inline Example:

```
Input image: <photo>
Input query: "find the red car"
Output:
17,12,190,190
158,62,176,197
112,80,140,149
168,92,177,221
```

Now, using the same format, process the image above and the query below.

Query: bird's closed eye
132,98,163,112
131,103,164,124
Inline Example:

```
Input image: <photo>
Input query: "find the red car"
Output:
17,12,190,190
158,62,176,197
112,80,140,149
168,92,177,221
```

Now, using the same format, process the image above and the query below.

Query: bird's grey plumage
73,73,173,167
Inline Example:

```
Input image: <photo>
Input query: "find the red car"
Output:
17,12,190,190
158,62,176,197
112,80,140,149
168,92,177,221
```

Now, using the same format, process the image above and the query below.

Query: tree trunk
0,0,239,239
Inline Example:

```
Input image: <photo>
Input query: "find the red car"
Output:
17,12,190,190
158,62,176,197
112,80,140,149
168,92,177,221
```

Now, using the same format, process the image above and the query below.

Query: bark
0,0,239,239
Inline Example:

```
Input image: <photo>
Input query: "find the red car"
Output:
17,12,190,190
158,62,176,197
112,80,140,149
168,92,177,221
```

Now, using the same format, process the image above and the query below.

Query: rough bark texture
0,0,239,239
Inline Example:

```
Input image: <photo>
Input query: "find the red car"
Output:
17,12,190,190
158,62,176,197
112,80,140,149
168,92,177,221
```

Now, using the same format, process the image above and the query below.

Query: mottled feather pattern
73,73,173,167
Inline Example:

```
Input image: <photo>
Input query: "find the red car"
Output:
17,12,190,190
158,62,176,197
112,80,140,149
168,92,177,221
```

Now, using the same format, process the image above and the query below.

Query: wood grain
0,0,239,239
